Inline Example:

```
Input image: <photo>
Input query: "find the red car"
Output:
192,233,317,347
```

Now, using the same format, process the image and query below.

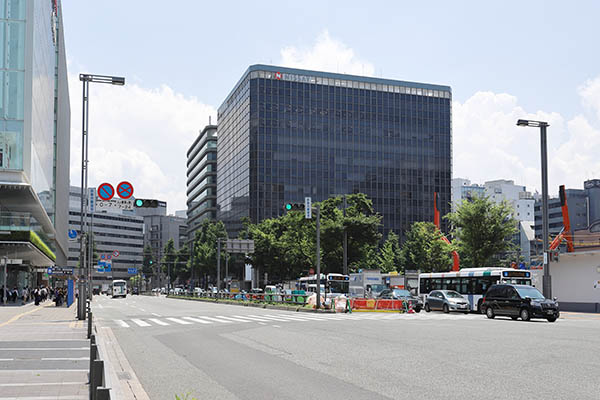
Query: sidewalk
0,301,88,399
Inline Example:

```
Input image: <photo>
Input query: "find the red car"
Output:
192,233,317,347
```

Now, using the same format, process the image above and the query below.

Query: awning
0,182,56,238
0,240,55,267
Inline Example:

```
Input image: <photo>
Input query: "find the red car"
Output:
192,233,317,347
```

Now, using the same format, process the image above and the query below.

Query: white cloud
280,30,375,76
69,75,216,214
453,78,600,194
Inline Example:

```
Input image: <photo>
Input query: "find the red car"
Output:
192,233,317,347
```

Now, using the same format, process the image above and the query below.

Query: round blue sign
68,229,77,239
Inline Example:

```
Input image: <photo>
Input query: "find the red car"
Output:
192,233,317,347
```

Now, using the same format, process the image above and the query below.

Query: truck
101,283,109,295
349,270,386,298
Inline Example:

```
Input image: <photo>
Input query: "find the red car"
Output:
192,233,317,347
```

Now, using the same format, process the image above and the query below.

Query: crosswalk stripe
231,315,273,322
116,320,129,328
264,314,322,321
131,319,151,327
166,317,192,325
215,316,251,322
195,316,233,323
182,317,212,324
148,318,169,326
247,315,290,322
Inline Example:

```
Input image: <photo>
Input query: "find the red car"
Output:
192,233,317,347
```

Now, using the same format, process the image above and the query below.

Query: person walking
34,288,40,306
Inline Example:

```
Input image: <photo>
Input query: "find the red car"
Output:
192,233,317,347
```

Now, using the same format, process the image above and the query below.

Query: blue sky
62,1,600,213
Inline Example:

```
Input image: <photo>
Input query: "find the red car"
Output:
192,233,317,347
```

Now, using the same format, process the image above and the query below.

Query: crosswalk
108,311,482,329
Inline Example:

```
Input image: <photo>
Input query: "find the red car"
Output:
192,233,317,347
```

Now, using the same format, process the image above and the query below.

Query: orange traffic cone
408,301,415,314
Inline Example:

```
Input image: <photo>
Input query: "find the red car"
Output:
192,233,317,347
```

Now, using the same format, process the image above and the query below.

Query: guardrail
87,300,111,399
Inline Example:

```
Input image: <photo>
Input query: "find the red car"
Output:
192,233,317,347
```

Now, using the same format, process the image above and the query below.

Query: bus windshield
328,280,349,294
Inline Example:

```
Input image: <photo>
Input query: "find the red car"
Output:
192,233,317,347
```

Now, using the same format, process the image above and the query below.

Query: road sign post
305,197,312,219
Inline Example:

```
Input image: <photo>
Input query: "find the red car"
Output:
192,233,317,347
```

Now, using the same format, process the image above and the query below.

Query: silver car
425,290,470,314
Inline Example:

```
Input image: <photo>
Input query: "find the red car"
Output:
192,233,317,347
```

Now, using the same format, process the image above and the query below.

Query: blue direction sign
97,260,112,273
67,229,77,239
127,267,138,274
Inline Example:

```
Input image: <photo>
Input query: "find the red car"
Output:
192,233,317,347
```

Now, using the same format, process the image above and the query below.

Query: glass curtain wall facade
218,65,452,239
186,124,217,240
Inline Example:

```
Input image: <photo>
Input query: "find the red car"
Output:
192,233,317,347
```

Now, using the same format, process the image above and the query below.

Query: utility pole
540,123,551,298
217,238,221,291
2,256,7,305
343,195,348,276
316,204,321,309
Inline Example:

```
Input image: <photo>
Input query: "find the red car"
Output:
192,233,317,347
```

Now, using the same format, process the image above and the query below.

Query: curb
167,295,336,314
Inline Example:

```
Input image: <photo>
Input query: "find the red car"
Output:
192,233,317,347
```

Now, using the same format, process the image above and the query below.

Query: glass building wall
218,65,452,240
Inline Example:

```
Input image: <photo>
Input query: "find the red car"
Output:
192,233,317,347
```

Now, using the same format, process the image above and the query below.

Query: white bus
418,268,533,313
112,279,127,298
297,273,350,296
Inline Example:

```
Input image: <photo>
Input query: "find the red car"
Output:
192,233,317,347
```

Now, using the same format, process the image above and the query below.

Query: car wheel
443,304,449,314
511,316,518,320
463,311,469,314
520,308,530,321
546,316,557,322
425,303,431,312
486,306,495,319
415,307,421,313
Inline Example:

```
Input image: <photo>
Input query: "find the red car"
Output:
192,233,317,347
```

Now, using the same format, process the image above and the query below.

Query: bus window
432,278,442,291
419,278,430,295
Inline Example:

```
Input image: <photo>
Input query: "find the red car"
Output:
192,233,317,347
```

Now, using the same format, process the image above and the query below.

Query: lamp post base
543,275,552,299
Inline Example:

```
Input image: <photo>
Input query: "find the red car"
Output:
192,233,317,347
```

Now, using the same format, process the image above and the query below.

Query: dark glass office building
217,65,452,239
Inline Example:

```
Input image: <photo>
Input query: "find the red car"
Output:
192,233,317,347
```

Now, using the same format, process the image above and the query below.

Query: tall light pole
517,119,552,298
78,74,125,320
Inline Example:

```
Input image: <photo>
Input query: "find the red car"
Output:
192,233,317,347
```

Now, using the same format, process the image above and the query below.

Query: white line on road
182,317,212,324
264,314,323,321
258,322,266,325
116,320,130,328
0,382,86,387
0,348,88,351
0,358,14,361
272,325,281,328
40,357,89,361
140,308,146,312
97,303,104,309
131,319,151,327
194,316,232,323
148,318,169,326
151,313,162,317
247,315,289,322
0,396,88,400
165,317,192,325
215,315,251,322
231,315,273,322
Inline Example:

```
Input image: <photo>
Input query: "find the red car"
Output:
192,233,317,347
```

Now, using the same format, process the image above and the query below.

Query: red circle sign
97,183,115,201
117,181,134,199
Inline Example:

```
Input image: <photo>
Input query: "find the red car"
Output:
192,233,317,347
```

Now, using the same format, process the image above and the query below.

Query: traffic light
134,199,159,208
284,203,305,211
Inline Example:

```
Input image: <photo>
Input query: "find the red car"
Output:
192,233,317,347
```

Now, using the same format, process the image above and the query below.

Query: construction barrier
349,298,407,312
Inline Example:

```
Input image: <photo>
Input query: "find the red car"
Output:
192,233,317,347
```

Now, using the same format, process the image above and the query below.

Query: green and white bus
112,279,127,298
418,268,533,313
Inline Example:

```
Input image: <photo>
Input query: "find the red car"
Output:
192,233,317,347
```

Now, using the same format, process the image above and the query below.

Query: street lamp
77,74,125,320
516,119,552,298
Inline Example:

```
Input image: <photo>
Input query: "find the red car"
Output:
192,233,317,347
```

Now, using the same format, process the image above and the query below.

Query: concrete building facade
0,0,70,290
186,124,217,241
67,187,144,287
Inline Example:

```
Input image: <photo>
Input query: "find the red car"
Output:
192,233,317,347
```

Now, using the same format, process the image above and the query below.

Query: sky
62,0,600,213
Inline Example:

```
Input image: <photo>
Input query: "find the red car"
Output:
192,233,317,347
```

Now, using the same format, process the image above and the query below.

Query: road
92,294,600,400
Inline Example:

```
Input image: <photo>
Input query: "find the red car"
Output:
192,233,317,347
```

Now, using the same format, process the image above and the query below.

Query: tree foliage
399,222,454,273
376,231,401,273
445,196,518,267
246,194,382,281
189,220,228,286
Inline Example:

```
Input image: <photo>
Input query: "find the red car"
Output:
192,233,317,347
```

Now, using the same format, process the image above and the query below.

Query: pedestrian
34,288,40,306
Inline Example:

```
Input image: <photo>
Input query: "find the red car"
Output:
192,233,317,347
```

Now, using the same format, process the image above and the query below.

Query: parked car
425,290,470,313
378,288,422,312
481,284,559,322
193,287,205,296
132,287,139,295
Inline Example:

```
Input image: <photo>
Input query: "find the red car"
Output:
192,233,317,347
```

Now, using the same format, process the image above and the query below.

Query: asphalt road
92,294,600,400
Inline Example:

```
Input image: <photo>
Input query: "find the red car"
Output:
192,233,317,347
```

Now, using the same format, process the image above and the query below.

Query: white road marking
258,322,267,325
182,317,212,324
232,315,273,322
139,308,146,312
116,320,130,328
246,315,289,322
215,315,251,322
0,382,86,387
151,313,162,317
272,325,281,328
131,319,151,327
194,316,232,323
166,317,192,325
265,314,324,321
97,303,103,309
148,318,169,326
0,348,88,351
41,357,89,361
0,358,14,361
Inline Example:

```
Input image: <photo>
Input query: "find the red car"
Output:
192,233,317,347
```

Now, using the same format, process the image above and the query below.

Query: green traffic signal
135,199,143,207
285,203,292,211
149,260,153,265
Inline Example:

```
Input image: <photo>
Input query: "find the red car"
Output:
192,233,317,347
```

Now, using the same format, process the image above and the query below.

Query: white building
451,178,486,210
484,179,535,222
67,187,144,288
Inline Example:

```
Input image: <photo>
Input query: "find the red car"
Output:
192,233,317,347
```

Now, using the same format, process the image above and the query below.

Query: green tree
175,244,190,282
445,196,518,267
399,222,454,273
376,231,401,273
190,220,228,287
142,245,154,277
161,239,177,286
